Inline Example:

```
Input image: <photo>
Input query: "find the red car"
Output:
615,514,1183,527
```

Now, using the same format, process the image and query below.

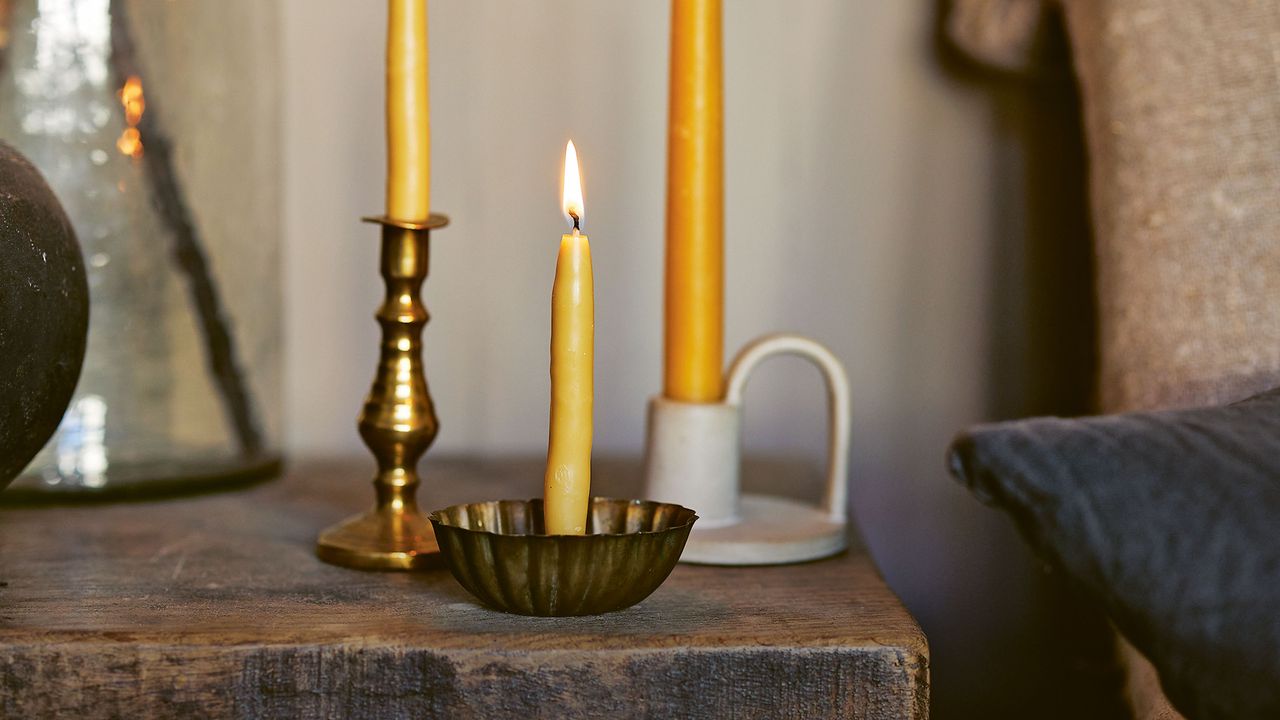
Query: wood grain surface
0,458,928,719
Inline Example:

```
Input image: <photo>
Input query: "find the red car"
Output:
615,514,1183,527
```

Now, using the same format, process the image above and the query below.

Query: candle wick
570,212,581,233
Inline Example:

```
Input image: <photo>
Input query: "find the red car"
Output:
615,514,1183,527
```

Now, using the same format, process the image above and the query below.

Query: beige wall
283,1,1052,715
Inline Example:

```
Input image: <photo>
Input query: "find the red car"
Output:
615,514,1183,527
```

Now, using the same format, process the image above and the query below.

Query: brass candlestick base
316,213,449,571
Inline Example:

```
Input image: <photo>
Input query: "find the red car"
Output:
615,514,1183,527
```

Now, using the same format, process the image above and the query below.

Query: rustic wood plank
0,458,929,719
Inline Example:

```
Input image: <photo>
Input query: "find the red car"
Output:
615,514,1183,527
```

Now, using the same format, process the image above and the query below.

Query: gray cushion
948,388,1280,720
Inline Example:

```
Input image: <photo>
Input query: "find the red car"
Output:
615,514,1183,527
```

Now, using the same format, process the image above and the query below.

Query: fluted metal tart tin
430,497,698,616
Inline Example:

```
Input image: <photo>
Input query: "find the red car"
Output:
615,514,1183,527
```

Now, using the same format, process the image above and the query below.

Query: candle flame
562,140,584,229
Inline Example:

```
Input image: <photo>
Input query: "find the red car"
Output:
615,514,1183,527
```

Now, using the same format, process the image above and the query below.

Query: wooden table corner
0,457,929,719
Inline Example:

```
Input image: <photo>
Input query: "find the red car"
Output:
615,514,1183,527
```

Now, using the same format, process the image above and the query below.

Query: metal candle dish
431,498,697,616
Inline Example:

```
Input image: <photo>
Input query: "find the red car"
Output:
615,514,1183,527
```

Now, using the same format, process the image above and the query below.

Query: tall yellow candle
544,141,594,535
664,0,724,402
385,0,429,221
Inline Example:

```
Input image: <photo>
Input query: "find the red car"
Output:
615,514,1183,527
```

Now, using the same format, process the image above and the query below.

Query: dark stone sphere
0,141,90,489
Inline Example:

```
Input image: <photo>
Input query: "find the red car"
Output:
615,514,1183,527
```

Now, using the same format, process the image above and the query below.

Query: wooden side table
0,458,928,719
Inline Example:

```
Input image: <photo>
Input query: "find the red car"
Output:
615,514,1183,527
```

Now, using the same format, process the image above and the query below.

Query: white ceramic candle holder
642,333,851,565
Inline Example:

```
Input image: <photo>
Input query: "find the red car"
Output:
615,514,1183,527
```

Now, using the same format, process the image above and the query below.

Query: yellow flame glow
561,140,584,229
117,75,145,158
120,76,144,124
116,127,142,158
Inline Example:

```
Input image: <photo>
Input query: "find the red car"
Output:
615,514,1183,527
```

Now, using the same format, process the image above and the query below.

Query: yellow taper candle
664,0,724,402
385,0,430,221
544,140,594,535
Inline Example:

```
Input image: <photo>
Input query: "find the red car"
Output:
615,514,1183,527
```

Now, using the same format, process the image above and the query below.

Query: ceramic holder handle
643,333,852,565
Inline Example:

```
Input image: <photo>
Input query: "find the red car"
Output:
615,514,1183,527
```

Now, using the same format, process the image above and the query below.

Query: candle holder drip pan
431,498,697,616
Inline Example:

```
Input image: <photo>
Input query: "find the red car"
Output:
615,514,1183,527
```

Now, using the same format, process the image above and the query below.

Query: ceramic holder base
643,334,851,565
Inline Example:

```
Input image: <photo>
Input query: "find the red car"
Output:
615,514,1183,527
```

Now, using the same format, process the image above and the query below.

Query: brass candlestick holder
316,213,449,571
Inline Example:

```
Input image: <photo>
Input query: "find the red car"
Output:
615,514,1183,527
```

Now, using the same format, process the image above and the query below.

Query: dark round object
0,141,89,489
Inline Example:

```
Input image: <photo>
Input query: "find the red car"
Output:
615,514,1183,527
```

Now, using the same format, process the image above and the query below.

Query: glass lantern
0,0,281,498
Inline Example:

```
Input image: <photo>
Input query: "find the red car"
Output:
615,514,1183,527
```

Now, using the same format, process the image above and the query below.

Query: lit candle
385,0,430,221
544,141,594,535
664,0,724,402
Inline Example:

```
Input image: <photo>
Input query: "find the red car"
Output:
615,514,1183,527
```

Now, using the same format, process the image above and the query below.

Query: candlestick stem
316,213,448,571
